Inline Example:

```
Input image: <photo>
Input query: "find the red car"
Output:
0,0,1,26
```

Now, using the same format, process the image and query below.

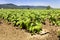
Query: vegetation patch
0,9,60,34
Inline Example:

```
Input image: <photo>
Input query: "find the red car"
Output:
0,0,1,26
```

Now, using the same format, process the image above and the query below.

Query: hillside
0,3,48,9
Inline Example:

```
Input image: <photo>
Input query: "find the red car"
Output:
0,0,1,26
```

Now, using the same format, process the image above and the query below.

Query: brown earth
0,19,60,40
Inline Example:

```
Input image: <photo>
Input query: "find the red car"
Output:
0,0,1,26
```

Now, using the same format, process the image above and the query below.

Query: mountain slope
0,3,48,9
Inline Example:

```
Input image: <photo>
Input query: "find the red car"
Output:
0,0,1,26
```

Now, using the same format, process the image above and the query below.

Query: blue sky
0,0,60,8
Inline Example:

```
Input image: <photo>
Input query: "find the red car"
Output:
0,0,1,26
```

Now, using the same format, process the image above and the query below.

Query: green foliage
0,9,60,33
47,6,51,10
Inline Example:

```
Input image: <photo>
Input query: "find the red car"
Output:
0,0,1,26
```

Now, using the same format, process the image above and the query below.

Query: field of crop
0,9,60,40
0,9,60,33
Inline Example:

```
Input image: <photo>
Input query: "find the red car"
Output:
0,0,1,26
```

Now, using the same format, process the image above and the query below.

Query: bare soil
0,19,60,40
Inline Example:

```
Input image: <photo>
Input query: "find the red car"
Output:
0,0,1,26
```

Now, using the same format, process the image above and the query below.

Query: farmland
0,9,60,40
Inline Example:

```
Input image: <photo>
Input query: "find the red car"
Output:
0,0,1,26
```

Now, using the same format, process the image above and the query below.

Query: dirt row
0,19,60,40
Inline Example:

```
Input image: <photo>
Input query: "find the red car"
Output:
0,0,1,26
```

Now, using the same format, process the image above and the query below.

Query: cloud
0,0,60,8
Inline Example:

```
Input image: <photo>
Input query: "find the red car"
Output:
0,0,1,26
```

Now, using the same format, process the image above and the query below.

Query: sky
0,0,60,8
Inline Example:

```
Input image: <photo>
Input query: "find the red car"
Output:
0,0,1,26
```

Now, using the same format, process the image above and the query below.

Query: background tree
47,6,51,10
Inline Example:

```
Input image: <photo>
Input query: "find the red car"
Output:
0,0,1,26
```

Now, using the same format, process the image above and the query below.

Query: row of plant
0,9,60,33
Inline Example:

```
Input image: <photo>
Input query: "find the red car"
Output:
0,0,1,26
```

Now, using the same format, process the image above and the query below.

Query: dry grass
0,19,60,40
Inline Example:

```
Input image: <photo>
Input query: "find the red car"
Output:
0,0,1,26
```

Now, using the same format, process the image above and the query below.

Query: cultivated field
0,9,60,40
